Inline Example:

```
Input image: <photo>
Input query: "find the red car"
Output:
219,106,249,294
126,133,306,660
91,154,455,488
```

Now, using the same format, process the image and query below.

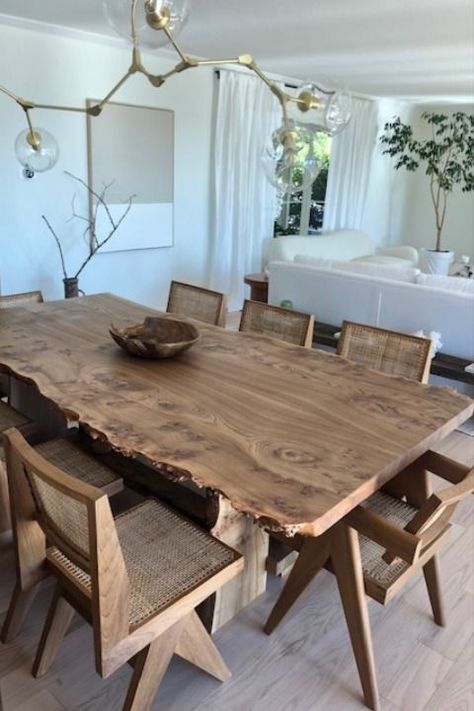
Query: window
274,132,331,236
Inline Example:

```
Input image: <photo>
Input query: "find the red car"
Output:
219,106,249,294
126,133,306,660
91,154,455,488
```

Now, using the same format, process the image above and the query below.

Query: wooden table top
0,293,472,536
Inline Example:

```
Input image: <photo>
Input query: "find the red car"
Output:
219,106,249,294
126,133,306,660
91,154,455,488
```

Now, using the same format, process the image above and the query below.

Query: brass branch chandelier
0,0,352,193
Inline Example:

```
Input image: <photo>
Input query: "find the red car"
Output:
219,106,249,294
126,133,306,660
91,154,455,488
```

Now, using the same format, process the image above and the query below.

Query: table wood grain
0,293,472,537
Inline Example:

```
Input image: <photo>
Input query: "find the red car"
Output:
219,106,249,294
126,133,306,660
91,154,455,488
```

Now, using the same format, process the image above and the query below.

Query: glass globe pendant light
14,128,60,173
103,0,190,48
263,120,321,195
297,83,352,135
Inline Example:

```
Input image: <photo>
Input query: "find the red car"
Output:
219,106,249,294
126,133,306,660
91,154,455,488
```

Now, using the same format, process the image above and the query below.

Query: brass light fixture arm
0,3,327,154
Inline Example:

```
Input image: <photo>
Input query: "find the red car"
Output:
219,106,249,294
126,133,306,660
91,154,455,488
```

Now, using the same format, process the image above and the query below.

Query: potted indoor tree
380,111,474,274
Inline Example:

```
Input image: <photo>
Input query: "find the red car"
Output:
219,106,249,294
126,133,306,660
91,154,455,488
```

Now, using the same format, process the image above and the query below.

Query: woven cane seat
0,401,30,432
48,499,239,628
35,438,121,491
359,491,418,589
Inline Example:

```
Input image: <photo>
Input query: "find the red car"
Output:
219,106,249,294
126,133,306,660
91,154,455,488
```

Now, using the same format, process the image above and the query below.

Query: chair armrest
419,450,471,485
345,505,421,564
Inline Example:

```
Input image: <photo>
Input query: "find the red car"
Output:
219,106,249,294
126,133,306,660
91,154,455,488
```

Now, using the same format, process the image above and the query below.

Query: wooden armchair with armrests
3,428,243,711
264,451,474,709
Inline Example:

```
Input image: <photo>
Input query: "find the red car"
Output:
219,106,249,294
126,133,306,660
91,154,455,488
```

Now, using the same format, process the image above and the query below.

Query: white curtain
323,97,379,231
209,70,281,309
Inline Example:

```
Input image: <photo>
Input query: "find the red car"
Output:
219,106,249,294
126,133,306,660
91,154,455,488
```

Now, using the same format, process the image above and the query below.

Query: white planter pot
419,249,454,275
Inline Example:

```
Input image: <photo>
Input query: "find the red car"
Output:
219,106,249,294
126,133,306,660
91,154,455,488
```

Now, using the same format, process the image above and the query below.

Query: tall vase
63,277,80,299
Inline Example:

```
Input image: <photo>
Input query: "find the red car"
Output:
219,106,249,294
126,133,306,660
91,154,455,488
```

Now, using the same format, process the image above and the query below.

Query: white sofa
268,261,474,360
264,230,419,267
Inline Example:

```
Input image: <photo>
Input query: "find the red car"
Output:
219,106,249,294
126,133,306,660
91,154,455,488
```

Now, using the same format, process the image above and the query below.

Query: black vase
63,277,80,299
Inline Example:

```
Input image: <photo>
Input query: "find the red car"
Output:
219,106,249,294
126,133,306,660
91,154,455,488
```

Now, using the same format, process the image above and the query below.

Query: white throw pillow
416,273,474,295
293,254,419,283
353,255,415,267
293,255,334,270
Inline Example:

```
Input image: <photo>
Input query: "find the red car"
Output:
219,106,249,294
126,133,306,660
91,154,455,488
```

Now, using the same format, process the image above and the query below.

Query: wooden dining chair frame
239,300,315,348
0,291,44,309
264,451,474,710
337,320,433,383
167,281,227,327
3,428,243,710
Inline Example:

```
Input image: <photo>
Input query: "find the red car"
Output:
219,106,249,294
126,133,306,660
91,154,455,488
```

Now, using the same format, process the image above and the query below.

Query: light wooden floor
0,430,473,711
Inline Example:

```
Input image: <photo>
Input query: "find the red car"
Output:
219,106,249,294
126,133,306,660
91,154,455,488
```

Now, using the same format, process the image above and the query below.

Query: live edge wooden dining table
0,293,472,709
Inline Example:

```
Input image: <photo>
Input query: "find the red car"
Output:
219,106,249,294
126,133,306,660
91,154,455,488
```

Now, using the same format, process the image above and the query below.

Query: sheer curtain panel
209,70,280,309
323,98,378,232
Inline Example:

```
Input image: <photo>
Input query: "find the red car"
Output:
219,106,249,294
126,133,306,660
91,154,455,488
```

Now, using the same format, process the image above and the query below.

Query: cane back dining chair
1,419,123,642
0,291,44,400
264,450,474,709
3,428,243,711
239,300,315,348
167,281,227,327
0,290,44,309
337,321,433,383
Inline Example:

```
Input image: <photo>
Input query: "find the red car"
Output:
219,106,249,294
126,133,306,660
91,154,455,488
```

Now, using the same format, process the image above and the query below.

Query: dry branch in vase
42,171,135,298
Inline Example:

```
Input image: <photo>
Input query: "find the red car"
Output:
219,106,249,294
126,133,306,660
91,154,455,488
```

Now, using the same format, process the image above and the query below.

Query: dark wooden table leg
331,523,380,711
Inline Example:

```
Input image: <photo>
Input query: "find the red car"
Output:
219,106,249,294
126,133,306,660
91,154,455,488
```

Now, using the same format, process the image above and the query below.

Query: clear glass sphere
296,83,352,135
263,121,321,195
14,128,60,172
103,0,190,48
325,91,352,135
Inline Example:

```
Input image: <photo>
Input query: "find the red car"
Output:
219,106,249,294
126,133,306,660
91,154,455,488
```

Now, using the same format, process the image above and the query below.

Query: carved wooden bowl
110,316,200,359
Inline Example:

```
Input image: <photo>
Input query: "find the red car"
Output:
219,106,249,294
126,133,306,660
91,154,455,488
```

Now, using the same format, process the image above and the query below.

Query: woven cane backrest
167,281,227,326
239,300,314,348
0,291,44,309
3,428,102,572
337,321,432,383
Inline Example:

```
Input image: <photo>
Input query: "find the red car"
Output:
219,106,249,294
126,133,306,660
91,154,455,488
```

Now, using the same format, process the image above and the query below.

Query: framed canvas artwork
86,99,174,252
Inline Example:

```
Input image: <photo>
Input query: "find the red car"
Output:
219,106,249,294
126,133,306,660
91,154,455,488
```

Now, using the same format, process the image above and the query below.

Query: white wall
361,99,415,247
393,104,474,258
0,22,215,308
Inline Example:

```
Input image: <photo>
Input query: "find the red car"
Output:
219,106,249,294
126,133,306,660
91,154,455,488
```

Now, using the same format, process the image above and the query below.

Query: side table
244,273,268,303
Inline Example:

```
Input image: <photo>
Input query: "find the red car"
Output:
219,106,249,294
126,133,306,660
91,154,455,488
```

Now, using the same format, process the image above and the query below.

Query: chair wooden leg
423,555,446,627
331,523,379,711
32,587,75,678
175,610,231,682
1,582,41,643
263,532,332,635
0,459,11,534
122,619,186,711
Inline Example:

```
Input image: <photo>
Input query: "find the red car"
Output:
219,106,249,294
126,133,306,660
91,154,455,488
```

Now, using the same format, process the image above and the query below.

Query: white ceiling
1,0,473,102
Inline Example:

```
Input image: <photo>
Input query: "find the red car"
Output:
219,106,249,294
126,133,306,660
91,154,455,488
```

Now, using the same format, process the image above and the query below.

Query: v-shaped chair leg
331,524,379,711
175,610,231,681
123,618,187,711
263,532,332,635
1,581,42,643
423,554,446,627
32,586,75,678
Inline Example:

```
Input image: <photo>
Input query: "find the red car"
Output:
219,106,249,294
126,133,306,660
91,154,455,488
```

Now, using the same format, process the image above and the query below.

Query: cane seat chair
239,300,315,348
264,451,474,709
167,281,227,327
0,290,44,309
0,291,44,399
0,428,123,642
337,321,432,383
3,428,243,711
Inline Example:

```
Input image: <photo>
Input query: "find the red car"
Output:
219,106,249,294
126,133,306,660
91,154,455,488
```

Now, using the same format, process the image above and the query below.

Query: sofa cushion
415,273,474,295
353,255,416,267
294,254,419,283
268,230,374,263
